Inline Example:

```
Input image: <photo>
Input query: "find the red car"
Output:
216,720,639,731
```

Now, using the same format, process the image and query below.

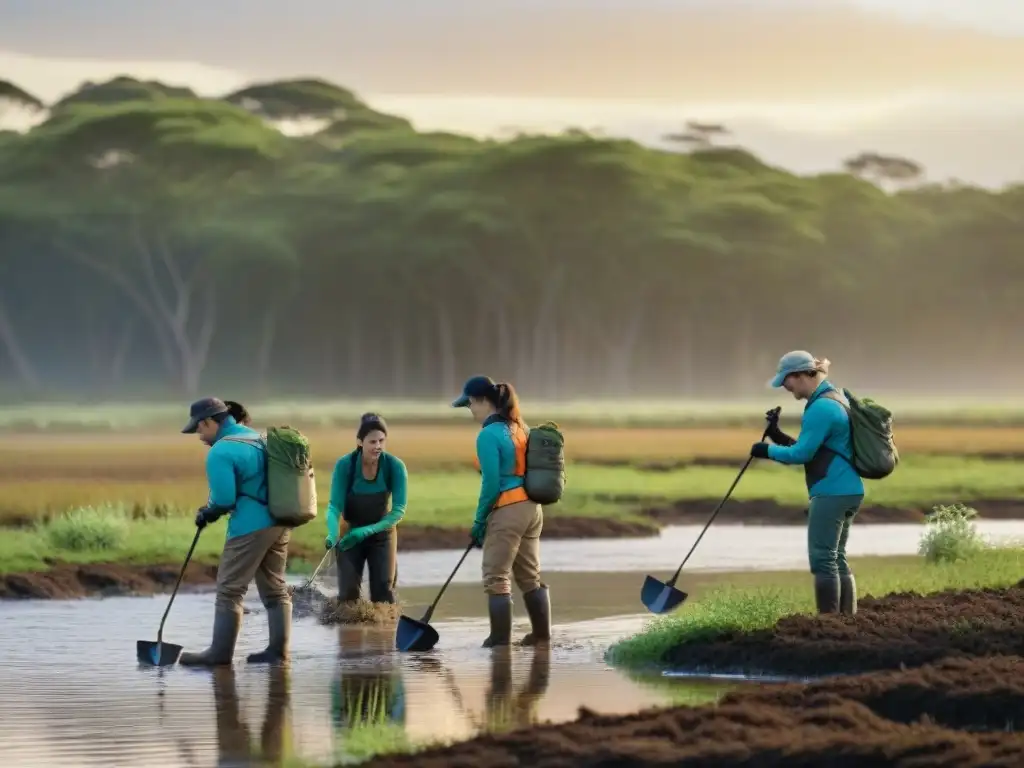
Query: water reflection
211,666,291,768
0,601,733,767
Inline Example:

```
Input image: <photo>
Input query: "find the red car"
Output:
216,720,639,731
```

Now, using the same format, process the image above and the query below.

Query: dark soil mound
364,656,1024,767
730,655,1024,731
0,561,218,599
664,581,1024,676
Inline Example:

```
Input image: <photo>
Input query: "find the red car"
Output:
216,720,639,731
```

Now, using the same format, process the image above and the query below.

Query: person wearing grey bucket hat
749,352,864,616
178,397,293,667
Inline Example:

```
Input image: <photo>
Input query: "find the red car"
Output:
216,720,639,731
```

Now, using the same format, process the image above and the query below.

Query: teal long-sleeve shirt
205,417,276,540
766,380,865,498
325,451,409,541
473,416,527,524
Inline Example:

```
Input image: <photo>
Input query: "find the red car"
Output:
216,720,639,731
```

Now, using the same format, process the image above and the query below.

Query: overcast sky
3,0,1024,186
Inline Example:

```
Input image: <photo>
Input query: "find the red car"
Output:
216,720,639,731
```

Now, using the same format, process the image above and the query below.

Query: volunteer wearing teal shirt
452,375,550,649
177,397,293,667
326,413,409,604
750,351,865,615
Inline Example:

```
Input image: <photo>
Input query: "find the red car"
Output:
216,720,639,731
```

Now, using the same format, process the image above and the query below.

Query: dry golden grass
3,423,1022,474
0,424,1020,524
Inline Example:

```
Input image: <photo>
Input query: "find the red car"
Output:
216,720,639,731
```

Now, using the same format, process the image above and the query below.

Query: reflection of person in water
211,665,292,767
330,666,407,731
483,646,552,733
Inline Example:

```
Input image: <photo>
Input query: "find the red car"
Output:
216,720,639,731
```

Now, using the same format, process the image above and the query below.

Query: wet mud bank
365,656,1024,767
663,581,1024,677
0,560,219,600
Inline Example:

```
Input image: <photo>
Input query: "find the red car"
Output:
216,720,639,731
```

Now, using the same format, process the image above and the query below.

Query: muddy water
373,521,1024,586
0,592,733,768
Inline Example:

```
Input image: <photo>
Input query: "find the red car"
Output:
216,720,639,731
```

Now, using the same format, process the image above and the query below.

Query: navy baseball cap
451,375,496,408
182,397,229,433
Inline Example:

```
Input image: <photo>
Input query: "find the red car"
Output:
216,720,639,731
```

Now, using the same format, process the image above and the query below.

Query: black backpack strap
347,449,393,496
816,391,855,466
347,449,360,497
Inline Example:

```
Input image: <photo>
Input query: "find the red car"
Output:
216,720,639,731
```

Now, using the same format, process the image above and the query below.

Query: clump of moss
318,596,402,626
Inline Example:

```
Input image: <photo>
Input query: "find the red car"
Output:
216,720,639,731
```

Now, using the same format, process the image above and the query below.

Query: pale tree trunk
434,302,457,397
255,309,277,395
0,295,39,390
56,223,219,397
603,302,646,396
390,322,407,397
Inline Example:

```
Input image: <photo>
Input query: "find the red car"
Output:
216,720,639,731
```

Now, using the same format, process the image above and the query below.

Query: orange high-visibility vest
473,421,529,509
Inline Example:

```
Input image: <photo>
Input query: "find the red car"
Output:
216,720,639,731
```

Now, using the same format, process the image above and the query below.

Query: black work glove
750,442,771,459
194,506,224,529
764,406,796,447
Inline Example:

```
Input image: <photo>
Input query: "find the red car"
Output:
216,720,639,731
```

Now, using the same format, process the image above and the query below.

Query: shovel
641,408,779,615
137,526,203,666
396,539,475,652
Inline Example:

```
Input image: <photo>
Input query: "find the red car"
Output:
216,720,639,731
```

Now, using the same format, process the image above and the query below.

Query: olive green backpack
822,389,899,480
523,421,567,505
223,425,318,527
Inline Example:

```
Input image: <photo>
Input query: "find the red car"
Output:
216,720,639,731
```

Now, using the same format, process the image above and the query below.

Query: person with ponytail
325,413,409,604
751,351,865,616
451,375,550,648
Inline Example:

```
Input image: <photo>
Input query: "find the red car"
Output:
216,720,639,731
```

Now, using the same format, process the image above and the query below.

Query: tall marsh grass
40,504,130,552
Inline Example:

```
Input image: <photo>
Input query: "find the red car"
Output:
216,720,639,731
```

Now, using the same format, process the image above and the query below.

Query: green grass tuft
39,503,130,552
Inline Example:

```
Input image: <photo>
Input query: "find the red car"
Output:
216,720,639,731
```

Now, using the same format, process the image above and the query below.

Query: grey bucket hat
767,350,822,388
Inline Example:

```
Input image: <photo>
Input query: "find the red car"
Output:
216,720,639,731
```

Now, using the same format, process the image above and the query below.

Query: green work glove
470,519,487,547
338,527,372,552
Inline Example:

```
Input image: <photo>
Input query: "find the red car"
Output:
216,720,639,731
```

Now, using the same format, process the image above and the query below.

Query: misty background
0,1,1022,402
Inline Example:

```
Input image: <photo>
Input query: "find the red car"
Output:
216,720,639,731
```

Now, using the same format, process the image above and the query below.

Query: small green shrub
918,502,987,563
41,504,130,552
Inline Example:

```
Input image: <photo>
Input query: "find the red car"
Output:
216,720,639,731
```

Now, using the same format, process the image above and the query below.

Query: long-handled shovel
137,526,203,666
395,539,475,652
641,408,779,615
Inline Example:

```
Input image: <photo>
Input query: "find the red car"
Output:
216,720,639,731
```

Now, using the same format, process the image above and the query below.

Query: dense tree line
0,75,1020,401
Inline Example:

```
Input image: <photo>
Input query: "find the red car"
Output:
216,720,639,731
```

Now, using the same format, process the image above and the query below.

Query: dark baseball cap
451,375,496,408
182,397,229,433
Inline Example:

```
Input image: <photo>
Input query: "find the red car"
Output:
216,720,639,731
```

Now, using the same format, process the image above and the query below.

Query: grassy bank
607,546,1024,669
3,449,1024,576
1,452,1023,525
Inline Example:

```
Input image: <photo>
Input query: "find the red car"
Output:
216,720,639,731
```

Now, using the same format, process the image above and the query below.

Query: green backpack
822,389,899,480
523,421,566,505
224,425,318,527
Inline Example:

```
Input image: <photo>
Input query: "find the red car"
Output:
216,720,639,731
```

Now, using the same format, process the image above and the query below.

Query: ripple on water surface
0,592,731,767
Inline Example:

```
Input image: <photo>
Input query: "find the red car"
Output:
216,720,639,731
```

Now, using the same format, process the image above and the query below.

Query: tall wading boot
482,594,513,648
180,607,242,667
247,602,292,664
813,575,841,614
839,574,858,615
519,586,551,646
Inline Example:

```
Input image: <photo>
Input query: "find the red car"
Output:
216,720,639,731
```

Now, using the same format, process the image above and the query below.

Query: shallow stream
6,521,1024,767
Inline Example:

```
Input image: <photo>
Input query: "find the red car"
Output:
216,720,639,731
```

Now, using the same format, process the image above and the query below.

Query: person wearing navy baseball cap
451,375,550,648
178,397,293,667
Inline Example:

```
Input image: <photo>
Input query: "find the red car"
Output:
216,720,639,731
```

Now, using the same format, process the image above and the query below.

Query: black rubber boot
840,574,857,615
247,601,292,664
519,586,551,646
813,575,841,614
482,594,513,648
180,607,241,667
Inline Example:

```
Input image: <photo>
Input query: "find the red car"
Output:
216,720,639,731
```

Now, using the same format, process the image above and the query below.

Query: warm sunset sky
2,0,1024,185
